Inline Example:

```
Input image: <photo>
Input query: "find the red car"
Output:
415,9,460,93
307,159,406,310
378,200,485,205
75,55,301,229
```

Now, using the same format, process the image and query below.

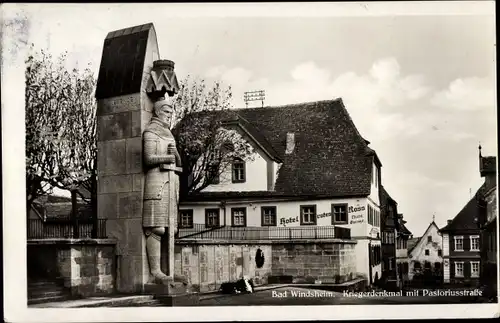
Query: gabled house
408,220,442,282
477,146,497,298
179,98,385,284
440,188,483,285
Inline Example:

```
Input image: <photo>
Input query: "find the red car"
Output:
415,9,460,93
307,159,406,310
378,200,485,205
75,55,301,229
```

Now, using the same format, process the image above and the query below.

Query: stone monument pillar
95,23,188,296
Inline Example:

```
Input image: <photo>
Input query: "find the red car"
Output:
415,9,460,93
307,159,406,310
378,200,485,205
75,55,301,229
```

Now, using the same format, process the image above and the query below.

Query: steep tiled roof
45,202,93,220
222,115,282,162
440,184,484,232
407,237,420,252
182,99,375,199
399,221,412,235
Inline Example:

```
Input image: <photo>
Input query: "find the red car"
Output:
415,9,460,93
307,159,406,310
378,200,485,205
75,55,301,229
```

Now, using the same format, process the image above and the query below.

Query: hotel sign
278,205,366,226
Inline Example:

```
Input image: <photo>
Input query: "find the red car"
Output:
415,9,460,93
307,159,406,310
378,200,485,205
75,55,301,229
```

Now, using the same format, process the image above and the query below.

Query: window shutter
450,261,455,278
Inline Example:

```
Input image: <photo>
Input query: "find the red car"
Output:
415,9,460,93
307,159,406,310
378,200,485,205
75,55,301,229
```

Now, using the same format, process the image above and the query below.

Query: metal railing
27,219,107,239
177,224,351,240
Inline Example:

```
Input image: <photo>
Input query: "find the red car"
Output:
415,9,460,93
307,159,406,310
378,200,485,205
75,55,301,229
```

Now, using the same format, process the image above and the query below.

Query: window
232,158,246,183
332,204,348,224
231,208,246,227
454,236,464,251
368,206,372,225
261,206,277,226
470,235,480,251
471,261,480,278
434,262,441,271
427,236,432,243
438,249,442,257
300,205,317,225
454,261,464,277
179,209,194,229
425,249,430,256
205,208,220,228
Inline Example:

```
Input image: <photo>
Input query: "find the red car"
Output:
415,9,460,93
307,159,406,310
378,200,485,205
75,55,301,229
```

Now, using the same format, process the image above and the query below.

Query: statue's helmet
153,98,173,119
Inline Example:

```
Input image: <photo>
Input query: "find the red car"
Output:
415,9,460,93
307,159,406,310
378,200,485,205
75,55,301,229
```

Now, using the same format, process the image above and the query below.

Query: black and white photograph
2,1,498,321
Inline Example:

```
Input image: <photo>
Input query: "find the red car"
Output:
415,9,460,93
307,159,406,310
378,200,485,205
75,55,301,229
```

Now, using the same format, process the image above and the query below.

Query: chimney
285,132,295,154
447,220,452,225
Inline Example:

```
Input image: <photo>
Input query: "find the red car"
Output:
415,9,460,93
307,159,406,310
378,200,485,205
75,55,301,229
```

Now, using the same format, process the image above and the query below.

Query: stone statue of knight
143,59,186,286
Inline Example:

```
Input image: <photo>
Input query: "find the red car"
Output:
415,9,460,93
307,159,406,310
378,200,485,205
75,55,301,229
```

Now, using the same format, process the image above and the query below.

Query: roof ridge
233,98,343,112
408,221,438,255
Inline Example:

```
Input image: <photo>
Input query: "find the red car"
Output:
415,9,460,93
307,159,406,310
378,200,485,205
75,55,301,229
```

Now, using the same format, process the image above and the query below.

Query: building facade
477,146,497,298
408,221,442,282
379,186,398,283
396,216,413,284
179,99,385,285
440,192,482,285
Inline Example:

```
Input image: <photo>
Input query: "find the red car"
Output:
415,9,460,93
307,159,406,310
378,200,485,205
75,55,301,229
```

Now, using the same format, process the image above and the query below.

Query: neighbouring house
379,186,398,283
178,99,385,285
27,188,100,240
477,146,497,298
440,188,483,286
408,220,442,284
396,214,413,284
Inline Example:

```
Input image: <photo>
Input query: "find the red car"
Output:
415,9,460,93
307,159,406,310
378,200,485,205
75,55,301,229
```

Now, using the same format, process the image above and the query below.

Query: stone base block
144,282,191,296
155,293,200,306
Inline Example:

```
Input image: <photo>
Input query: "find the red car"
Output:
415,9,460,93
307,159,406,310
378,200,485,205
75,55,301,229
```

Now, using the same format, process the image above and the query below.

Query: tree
171,76,254,197
25,46,97,212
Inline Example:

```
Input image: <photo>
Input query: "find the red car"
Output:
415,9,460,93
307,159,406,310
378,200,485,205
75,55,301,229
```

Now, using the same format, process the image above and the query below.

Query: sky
2,2,497,237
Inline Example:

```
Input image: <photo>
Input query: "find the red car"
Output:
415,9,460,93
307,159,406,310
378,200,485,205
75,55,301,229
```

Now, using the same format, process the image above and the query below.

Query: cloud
290,61,331,84
430,77,495,111
204,58,433,141
204,65,270,107
369,57,400,84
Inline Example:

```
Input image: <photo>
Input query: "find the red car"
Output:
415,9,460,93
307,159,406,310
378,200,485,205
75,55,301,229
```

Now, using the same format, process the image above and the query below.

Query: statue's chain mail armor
142,126,181,228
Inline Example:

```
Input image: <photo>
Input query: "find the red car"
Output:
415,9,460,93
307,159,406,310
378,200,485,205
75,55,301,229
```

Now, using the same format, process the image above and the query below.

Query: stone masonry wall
45,242,116,297
68,245,116,296
271,241,357,283
174,242,273,293
175,239,357,292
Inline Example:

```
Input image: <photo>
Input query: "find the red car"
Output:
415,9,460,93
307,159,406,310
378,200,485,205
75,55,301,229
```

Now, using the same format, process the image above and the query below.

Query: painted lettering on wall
278,204,367,227
279,216,299,225
350,213,364,225
348,206,365,213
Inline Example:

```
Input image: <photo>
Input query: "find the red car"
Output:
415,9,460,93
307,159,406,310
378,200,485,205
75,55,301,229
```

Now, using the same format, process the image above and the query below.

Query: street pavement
31,286,489,307
195,286,485,306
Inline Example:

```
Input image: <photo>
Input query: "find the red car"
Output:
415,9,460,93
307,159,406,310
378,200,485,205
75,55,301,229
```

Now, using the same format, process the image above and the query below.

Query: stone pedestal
95,23,161,293
144,283,200,306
